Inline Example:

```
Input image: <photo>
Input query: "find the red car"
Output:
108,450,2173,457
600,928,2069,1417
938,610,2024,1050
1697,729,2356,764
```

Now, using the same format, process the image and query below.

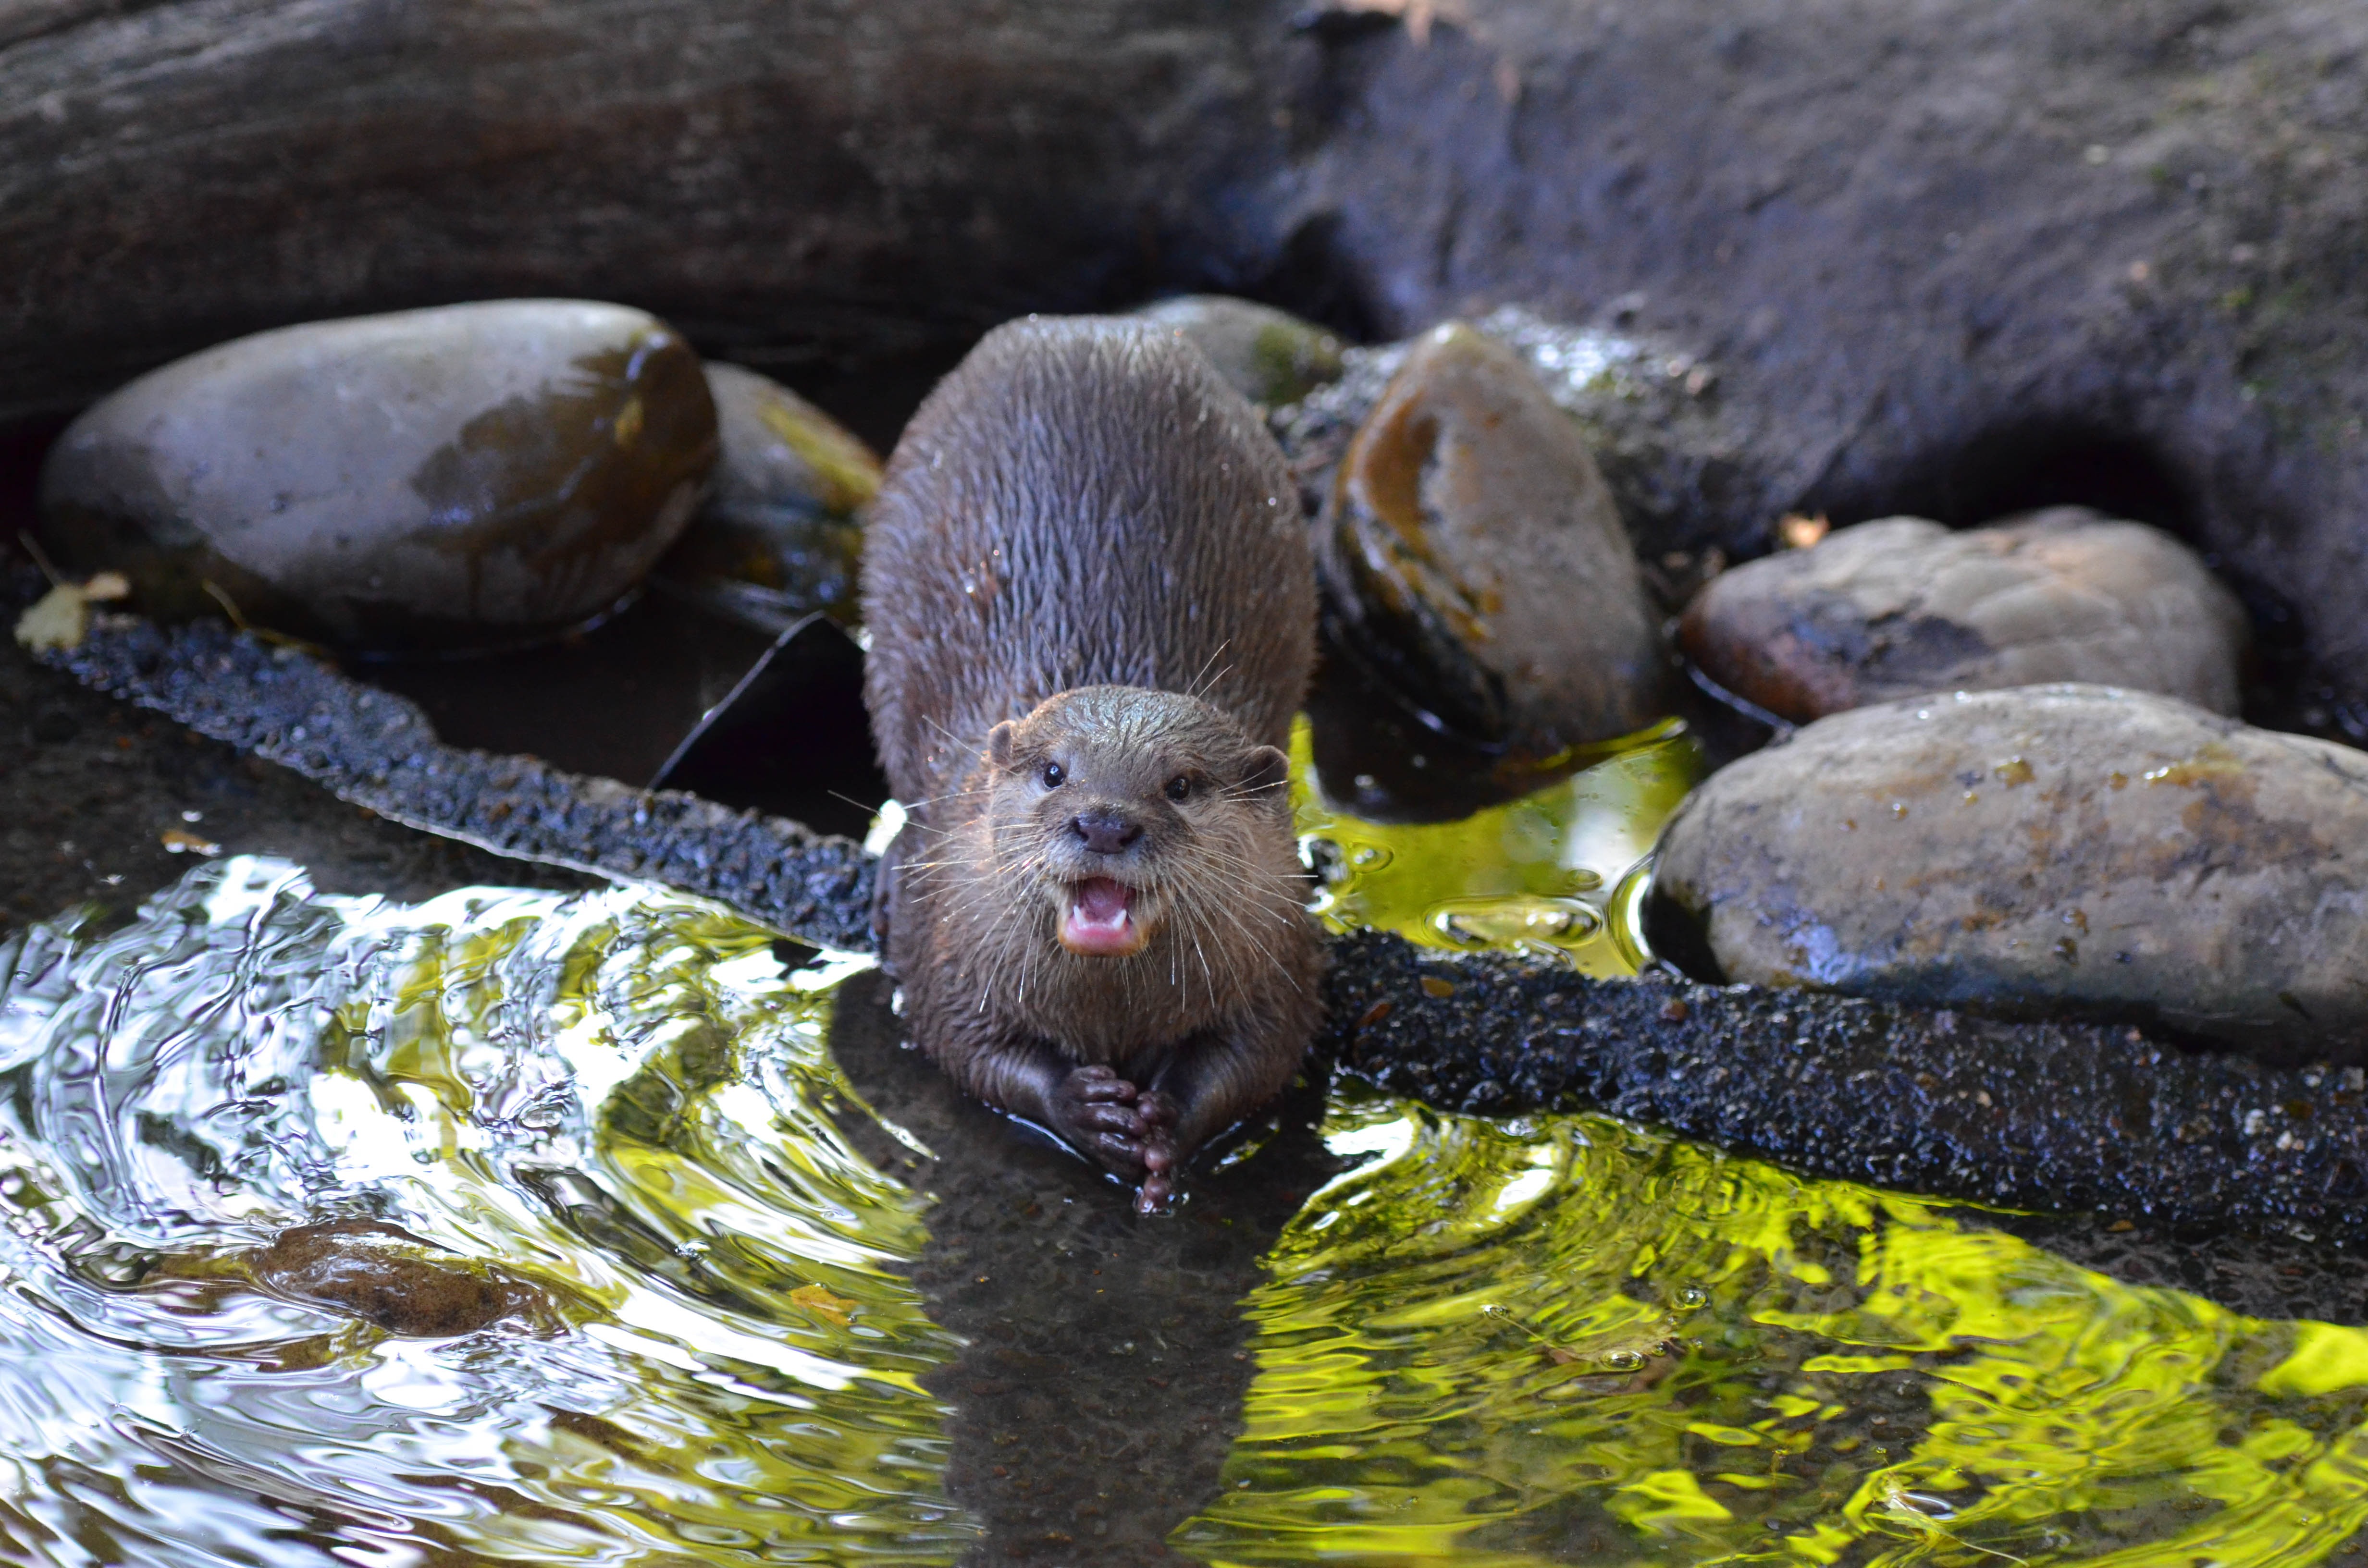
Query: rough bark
7,0,2368,719
35,600,2368,1246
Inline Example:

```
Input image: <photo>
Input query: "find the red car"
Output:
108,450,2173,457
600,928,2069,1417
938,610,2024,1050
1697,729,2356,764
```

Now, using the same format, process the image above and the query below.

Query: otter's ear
1239,745,1290,798
987,721,1018,771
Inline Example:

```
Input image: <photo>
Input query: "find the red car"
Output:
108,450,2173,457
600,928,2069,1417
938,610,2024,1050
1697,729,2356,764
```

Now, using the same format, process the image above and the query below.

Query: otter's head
982,686,1295,959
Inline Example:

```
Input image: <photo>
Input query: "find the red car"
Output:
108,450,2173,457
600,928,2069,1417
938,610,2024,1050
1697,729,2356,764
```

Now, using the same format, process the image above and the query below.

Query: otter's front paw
1049,1066,1179,1206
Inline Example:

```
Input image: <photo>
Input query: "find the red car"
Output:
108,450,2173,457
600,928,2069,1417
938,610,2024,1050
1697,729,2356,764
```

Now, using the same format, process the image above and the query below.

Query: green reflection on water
0,858,968,1565
1,761,2364,1566
1292,718,1705,975
1174,1090,2368,1566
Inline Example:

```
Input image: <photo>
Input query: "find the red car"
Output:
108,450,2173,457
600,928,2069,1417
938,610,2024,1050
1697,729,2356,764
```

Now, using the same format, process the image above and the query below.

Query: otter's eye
1041,762,1065,789
1165,775,1192,803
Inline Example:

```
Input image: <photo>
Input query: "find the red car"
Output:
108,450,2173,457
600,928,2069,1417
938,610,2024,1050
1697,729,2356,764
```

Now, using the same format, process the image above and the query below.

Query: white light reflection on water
0,857,968,1566
4,856,2368,1568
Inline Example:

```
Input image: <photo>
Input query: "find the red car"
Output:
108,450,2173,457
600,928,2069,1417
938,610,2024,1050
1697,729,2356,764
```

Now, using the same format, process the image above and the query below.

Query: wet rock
1650,684,2368,1060
654,363,880,631
37,300,717,654
1135,294,1345,407
1680,510,2250,723
247,1220,553,1336
1271,307,1748,579
1315,322,1665,769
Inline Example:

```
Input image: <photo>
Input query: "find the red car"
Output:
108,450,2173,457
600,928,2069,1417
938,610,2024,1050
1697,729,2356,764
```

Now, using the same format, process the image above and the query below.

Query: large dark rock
1651,684,2368,1060
1679,508,2250,722
37,301,716,653
9,1,2368,726
1314,321,1665,764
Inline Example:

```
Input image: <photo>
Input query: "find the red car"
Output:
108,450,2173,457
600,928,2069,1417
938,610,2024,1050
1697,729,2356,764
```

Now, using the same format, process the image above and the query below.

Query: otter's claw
1049,1068,1181,1207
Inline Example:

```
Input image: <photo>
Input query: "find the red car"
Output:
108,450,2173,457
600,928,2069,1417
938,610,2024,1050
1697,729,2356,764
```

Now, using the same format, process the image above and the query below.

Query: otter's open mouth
1058,876,1147,956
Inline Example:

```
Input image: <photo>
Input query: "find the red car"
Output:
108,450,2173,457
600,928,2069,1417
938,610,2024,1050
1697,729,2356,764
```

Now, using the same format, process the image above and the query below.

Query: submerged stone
247,1220,553,1336
1318,322,1665,762
37,300,717,654
654,363,880,630
1650,684,2368,1059
1681,509,2249,722
1135,294,1346,408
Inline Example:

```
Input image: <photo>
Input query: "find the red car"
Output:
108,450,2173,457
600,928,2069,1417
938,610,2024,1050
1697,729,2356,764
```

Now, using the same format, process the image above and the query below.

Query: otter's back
861,317,1315,804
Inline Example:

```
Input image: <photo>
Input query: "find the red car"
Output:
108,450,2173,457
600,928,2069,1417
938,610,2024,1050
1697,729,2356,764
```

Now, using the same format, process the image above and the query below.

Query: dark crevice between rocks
28,597,2368,1324
1899,426,2197,536
1229,210,1384,346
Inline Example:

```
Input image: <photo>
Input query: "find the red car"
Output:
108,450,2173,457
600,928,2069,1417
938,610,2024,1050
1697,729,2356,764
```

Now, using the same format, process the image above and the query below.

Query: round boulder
1649,684,2368,1061
38,299,717,654
1318,322,1665,763
654,362,881,629
1680,509,2249,723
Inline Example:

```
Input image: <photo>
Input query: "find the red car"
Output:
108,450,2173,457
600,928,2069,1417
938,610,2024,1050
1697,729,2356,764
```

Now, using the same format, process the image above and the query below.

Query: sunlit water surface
0,730,2361,1564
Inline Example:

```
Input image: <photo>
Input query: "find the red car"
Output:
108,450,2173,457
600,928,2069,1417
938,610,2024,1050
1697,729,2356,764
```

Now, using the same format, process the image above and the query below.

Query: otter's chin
1057,876,1151,957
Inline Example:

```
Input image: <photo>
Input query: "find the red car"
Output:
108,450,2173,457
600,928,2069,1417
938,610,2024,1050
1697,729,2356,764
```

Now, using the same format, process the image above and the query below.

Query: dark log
44,608,878,951
7,0,2368,723
39,604,2368,1246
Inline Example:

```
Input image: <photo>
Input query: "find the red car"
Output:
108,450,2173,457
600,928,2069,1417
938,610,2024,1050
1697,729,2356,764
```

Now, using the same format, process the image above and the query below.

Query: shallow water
0,749,2364,1563
1294,717,1703,973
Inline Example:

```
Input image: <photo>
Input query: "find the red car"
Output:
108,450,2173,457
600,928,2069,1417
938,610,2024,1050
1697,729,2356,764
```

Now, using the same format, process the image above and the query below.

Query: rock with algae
653,362,881,631
1134,294,1346,408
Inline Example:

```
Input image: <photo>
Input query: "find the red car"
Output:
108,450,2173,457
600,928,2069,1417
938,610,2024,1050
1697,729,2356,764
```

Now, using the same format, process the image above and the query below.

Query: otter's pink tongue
1061,878,1138,956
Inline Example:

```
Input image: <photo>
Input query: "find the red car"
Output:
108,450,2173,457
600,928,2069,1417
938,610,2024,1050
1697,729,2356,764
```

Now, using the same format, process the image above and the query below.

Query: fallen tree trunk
40,605,2368,1244
9,0,2368,723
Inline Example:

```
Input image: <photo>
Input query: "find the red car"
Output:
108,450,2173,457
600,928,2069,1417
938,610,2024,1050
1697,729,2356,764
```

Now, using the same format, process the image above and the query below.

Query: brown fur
861,317,1322,1209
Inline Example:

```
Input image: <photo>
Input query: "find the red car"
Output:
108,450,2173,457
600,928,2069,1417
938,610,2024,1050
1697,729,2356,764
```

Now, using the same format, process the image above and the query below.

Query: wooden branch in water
41,611,2367,1243
1325,931,2368,1244
44,612,878,952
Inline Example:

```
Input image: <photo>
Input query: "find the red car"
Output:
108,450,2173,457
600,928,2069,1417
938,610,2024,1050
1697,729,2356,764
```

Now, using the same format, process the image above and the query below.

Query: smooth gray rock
654,363,879,630
1316,321,1665,764
1679,509,2251,723
1134,294,1344,407
1650,684,2368,1060
37,300,716,654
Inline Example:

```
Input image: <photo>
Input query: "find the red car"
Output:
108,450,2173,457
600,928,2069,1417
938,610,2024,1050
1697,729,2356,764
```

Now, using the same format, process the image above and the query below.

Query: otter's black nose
1071,810,1142,855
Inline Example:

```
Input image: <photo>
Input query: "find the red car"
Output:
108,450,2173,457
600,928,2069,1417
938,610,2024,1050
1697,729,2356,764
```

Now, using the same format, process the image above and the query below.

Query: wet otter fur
861,317,1322,1210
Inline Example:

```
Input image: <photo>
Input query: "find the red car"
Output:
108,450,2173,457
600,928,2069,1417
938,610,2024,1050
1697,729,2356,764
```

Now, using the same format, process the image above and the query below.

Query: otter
861,317,1322,1210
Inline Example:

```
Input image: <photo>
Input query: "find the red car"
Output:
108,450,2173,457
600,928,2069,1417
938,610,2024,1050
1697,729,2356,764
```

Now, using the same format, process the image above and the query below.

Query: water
1294,717,1703,973
0,741,2364,1563
0,860,963,1564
